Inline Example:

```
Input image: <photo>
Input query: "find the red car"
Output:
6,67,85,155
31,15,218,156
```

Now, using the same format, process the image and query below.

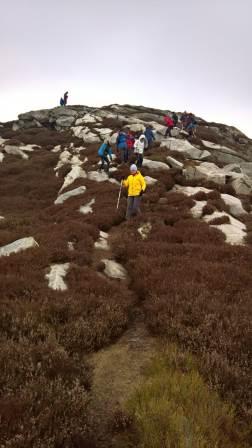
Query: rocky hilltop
0,104,251,447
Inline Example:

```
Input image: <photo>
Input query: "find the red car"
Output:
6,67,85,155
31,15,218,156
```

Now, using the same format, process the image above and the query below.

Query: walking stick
116,181,123,210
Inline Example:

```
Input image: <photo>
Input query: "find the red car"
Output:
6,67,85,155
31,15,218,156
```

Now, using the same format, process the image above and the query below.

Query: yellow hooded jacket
123,171,146,197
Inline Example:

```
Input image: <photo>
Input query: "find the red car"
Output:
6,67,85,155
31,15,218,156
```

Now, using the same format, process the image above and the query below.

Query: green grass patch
126,345,247,448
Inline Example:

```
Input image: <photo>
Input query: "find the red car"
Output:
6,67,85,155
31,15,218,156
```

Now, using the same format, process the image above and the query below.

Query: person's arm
123,176,129,188
151,130,155,140
140,174,146,192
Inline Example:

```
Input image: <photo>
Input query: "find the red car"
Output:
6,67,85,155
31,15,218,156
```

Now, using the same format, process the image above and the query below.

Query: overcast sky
1,0,251,137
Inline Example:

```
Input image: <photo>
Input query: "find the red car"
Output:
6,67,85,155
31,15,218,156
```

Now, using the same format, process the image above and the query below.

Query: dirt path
88,310,156,447
88,225,157,447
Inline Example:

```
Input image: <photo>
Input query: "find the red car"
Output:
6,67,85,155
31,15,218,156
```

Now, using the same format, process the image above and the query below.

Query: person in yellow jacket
123,164,146,219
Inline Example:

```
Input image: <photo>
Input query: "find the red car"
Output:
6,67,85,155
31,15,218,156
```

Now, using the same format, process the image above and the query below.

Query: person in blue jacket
98,139,113,172
144,126,155,149
116,130,128,163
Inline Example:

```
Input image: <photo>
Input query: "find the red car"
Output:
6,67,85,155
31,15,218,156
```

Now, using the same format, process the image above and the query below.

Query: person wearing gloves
134,134,147,168
123,164,146,219
98,139,113,172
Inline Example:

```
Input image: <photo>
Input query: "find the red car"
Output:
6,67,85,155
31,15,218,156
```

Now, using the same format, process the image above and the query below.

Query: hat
130,164,137,172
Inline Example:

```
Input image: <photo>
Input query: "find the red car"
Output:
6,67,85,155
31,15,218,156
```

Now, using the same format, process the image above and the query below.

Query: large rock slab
0,237,39,257
172,185,212,196
144,175,157,186
221,194,247,217
56,116,76,127
161,138,210,160
71,126,101,143
203,211,246,245
45,263,70,291
184,162,227,185
55,186,86,204
202,140,247,164
231,174,252,195
143,158,170,170
87,171,109,182
167,156,183,169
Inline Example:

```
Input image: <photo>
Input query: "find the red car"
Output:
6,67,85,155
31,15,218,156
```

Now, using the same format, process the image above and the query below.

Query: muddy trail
88,219,157,447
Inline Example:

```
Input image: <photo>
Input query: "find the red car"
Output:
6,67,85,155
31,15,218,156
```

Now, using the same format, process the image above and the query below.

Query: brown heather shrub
208,215,230,225
0,338,92,447
191,190,208,201
0,127,83,148
111,215,252,424
202,203,215,215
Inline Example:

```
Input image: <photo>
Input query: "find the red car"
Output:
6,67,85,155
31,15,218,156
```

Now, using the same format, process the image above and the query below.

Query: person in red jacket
126,129,135,151
164,115,174,137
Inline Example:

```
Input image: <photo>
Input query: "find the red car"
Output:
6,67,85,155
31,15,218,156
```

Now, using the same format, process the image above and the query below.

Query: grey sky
1,0,251,137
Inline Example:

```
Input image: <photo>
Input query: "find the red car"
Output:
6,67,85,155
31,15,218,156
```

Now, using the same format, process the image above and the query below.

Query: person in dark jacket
116,130,128,163
98,139,113,172
63,91,69,106
144,126,155,149
60,97,65,106
186,113,197,136
172,112,178,127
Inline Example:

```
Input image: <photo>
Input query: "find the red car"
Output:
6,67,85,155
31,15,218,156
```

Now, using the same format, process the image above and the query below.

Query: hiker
116,130,128,163
134,134,147,168
60,97,65,106
180,111,189,129
172,112,179,127
123,164,146,219
164,115,174,137
63,91,69,106
186,113,197,137
98,139,113,172
144,125,155,149
126,129,135,153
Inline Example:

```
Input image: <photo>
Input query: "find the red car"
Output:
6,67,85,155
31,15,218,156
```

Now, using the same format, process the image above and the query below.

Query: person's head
130,164,138,175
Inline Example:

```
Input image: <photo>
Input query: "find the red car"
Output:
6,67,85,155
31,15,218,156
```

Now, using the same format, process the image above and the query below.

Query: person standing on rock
134,134,147,168
172,112,179,127
122,164,146,219
98,138,113,173
164,115,174,137
144,125,155,149
116,130,128,164
63,91,69,106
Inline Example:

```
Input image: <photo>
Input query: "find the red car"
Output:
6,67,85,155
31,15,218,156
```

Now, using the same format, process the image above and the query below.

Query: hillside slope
0,104,251,447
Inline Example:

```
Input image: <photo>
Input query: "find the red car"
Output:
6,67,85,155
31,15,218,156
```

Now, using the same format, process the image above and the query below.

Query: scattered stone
95,231,110,250
138,222,152,240
102,259,127,280
52,145,62,153
0,152,4,163
159,197,168,205
68,242,75,251
55,186,86,204
45,263,70,291
0,237,39,257
79,198,95,215
4,145,29,160
59,166,87,192
88,171,109,182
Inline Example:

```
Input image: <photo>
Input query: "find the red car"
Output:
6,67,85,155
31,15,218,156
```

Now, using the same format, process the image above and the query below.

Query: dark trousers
136,153,143,168
99,156,110,172
165,126,174,137
126,196,141,219
119,147,128,163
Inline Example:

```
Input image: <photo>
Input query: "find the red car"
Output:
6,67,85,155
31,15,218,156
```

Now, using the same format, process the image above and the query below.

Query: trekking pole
116,181,123,210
